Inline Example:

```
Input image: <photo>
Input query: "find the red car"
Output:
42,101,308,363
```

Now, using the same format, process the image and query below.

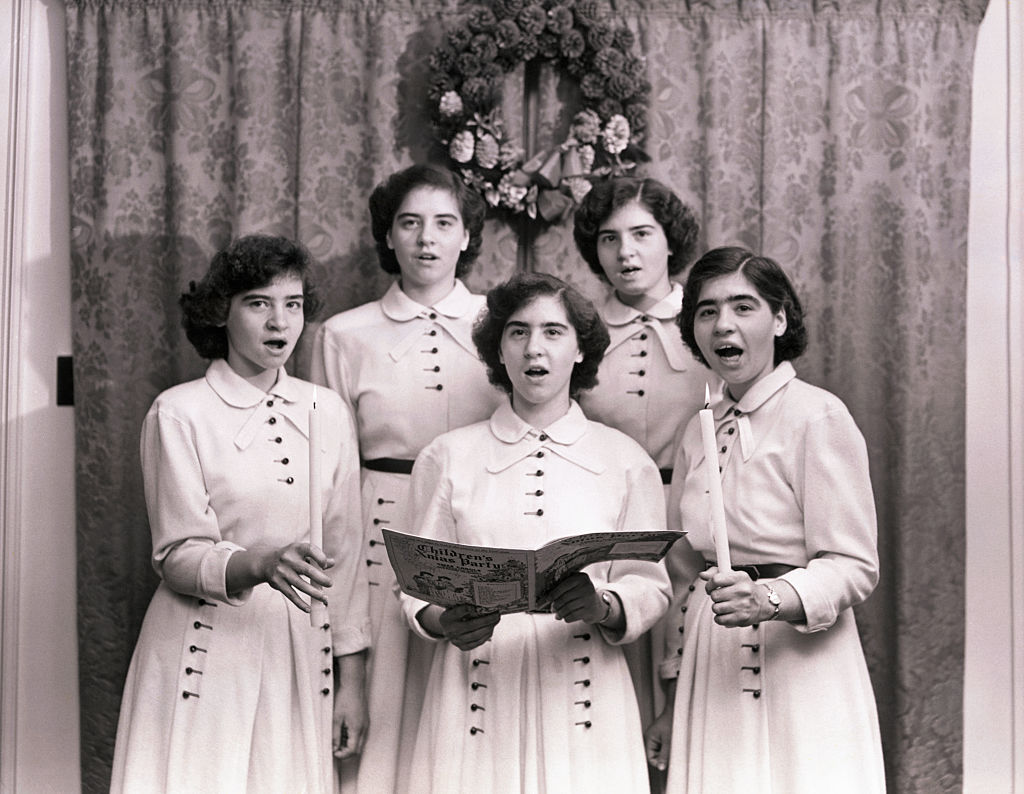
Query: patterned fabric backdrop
65,0,987,791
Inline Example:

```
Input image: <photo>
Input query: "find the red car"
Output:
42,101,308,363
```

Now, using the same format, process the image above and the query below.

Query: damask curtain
66,0,987,791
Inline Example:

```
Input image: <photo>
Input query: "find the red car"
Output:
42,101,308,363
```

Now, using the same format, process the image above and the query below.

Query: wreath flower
428,0,650,224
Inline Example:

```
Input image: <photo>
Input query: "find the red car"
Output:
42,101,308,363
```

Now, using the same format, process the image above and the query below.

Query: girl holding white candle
112,236,370,794
645,247,884,792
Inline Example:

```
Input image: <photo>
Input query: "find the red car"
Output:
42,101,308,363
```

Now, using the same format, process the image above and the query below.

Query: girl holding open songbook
645,247,885,793
398,271,671,793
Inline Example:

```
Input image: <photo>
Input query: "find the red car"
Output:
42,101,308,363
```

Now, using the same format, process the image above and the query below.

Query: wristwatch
598,590,615,624
761,583,781,620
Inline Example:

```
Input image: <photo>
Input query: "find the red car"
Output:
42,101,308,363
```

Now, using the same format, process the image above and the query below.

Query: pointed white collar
380,278,478,322
601,283,689,370
205,357,302,408
713,362,797,461
600,282,683,326
486,400,604,474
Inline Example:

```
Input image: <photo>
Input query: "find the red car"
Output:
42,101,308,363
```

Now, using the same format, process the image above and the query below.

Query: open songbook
382,527,684,614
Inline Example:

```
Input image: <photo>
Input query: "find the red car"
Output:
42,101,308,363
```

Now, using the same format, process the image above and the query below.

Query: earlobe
386,232,394,251
461,231,469,252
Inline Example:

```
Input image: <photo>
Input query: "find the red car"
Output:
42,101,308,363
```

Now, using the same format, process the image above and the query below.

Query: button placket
523,445,547,516
672,597,688,657
366,487,398,587
419,315,445,390
182,598,216,700
740,625,763,699
569,627,598,726
628,319,651,364
623,318,651,397
270,417,295,484
716,415,737,469
468,653,490,736
573,661,593,728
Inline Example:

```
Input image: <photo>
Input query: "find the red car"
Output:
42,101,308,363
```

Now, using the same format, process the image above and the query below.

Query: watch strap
761,583,781,620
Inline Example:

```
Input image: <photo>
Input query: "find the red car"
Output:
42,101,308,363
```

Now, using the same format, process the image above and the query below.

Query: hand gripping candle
698,383,731,571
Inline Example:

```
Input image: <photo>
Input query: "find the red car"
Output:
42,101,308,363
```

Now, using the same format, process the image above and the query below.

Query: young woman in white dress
310,164,503,792
573,176,707,476
573,178,712,774
645,247,885,793
399,272,672,793
112,235,369,794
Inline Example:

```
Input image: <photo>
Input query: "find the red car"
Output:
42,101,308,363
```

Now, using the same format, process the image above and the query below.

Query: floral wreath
427,0,650,226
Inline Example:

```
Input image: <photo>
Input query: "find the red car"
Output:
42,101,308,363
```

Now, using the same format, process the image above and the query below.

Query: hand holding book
383,528,684,614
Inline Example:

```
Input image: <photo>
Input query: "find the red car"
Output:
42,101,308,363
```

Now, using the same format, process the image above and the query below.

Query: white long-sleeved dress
111,359,370,794
399,401,671,794
310,279,503,793
579,284,708,472
660,362,885,793
578,284,712,741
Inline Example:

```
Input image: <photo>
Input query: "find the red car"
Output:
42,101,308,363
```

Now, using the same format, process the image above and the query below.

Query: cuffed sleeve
786,404,879,632
143,404,249,604
321,389,372,653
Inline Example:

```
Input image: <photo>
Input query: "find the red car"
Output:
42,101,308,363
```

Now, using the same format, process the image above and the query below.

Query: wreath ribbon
515,148,586,223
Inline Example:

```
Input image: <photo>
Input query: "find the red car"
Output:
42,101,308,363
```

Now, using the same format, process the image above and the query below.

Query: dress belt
659,468,673,485
361,457,415,475
704,560,796,580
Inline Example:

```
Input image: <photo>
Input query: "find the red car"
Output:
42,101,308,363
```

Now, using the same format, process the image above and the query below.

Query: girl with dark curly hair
573,177,714,767
647,247,884,793
397,272,671,792
309,163,503,792
112,235,370,793
573,176,710,478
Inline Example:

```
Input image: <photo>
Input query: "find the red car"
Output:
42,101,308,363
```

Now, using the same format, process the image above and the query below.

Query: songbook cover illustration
382,528,684,613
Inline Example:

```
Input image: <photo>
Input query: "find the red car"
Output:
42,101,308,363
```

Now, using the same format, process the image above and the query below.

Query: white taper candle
308,386,327,628
698,383,731,571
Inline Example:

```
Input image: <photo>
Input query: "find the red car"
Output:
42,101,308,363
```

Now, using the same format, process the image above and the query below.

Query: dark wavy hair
180,234,322,360
368,163,487,278
472,272,610,398
678,246,807,367
572,176,700,283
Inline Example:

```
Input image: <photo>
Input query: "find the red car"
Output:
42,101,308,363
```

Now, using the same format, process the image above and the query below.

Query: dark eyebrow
240,291,304,301
597,222,656,235
504,320,570,330
696,293,762,308
396,212,459,221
